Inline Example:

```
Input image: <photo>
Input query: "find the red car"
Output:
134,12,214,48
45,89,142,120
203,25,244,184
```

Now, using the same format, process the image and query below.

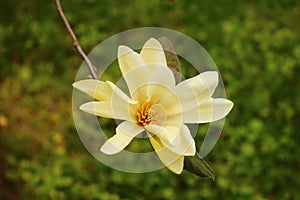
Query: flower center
137,101,161,126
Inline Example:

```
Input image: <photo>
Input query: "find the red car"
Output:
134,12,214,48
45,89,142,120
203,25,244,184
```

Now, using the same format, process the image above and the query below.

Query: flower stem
54,0,98,80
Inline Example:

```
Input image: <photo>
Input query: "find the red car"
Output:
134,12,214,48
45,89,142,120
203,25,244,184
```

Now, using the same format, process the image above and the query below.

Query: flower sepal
184,152,215,179
158,36,181,84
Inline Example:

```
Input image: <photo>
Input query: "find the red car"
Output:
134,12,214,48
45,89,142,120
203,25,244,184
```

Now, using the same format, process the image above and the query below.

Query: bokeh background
1,0,299,199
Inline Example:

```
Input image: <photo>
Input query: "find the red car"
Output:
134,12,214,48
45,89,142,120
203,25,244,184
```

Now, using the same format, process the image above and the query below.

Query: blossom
73,38,233,174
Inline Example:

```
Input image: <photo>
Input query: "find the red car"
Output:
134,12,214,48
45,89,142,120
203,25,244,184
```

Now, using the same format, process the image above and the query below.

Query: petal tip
72,79,99,93
72,81,82,90
79,103,89,112
100,142,122,155
185,142,196,156
118,45,132,55
171,168,183,175
79,102,96,114
146,37,160,44
187,149,196,157
167,159,184,174
143,37,163,50
203,71,219,81
227,100,234,111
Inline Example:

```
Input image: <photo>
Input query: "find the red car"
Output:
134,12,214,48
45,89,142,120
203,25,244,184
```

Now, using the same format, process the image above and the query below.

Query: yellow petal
167,156,184,175
106,81,138,105
73,79,137,106
156,88,182,117
182,98,234,123
118,45,146,77
100,132,132,155
80,101,114,118
146,65,176,98
140,38,167,67
107,81,138,121
77,81,138,121
147,133,184,174
73,80,112,101
100,121,144,154
80,101,132,121
163,124,196,156
121,65,151,97
175,71,219,111
145,124,180,146
117,121,144,138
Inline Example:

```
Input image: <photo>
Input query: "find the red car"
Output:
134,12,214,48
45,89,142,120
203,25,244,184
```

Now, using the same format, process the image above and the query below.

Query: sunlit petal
117,120,144,138
72,80,112,101
100,132,132,155
167,156,184,175
164,124,195,156
140,38,167,67
146,66,176,98
158,91,182,117
122,65,151,97
100,121,143,154
182,98,234,123
118,45,146,77
145,124,180,146
106,81,137,104
80,101,113,118
147,133,184,174
175,71,219,111
80,100,133,121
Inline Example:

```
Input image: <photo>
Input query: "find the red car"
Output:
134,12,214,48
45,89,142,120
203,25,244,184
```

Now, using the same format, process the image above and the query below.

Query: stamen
137,101,158,126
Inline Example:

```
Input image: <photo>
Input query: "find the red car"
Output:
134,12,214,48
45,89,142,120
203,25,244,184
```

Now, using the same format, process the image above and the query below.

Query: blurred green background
1,0,299,199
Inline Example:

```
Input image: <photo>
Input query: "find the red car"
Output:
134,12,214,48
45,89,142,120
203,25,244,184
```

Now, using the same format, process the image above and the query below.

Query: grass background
0,0,299,199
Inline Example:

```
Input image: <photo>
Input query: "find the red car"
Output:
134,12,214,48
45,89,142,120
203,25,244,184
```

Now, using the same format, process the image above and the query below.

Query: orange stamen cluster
137,101,153,126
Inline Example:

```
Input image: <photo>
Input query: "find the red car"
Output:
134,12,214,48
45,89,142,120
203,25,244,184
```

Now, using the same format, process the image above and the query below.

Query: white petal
158,91,182,117
182,98,234,123
166,156,184,174
145,124,180,146
146,65,176,98
140,38,167,66
107,81,138,121
73,80,112,100
175,71,219,111
73,79,137,106
118,45,146,77
122,65,151,97
78,81,137,121
100,132,132,155
100,121,143,154
80,100,133,121
164,124,196,156
117,121,144,138
147,133,184,174
106,81,137,104
80,101,114,118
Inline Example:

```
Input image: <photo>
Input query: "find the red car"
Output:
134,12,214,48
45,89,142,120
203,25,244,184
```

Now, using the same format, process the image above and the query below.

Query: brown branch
54,0,98,79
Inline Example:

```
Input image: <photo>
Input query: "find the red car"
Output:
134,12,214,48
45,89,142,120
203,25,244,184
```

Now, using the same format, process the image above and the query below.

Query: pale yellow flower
73,38,233,174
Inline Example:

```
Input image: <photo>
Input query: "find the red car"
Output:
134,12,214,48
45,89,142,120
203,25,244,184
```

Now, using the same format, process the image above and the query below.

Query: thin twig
54,0,98,79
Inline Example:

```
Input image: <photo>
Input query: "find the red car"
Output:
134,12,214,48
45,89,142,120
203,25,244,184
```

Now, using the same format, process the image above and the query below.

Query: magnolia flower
73,38,233,174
